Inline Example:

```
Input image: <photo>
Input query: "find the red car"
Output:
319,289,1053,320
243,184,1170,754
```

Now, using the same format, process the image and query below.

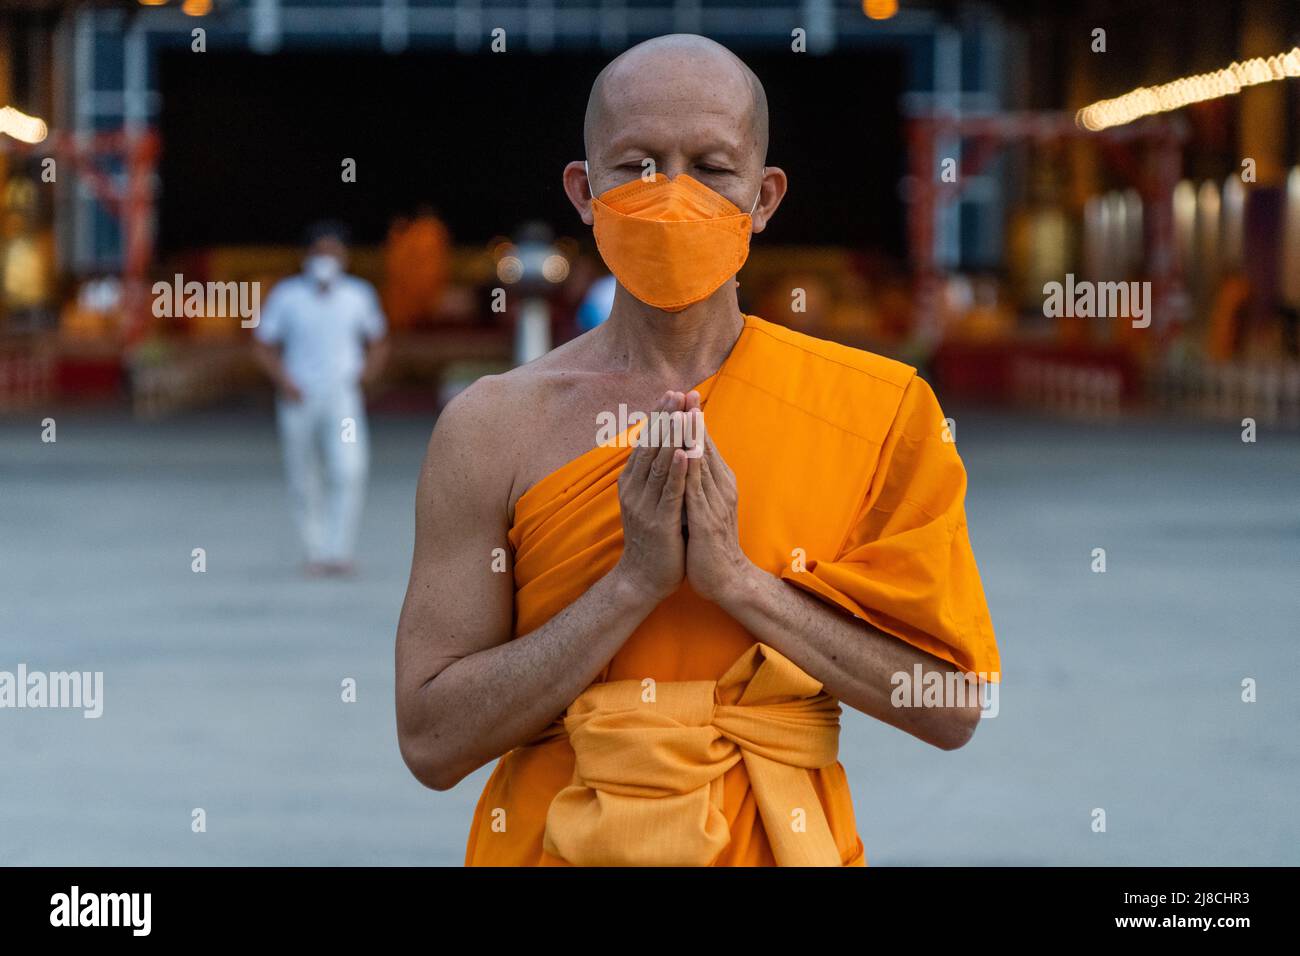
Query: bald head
583,35,769,176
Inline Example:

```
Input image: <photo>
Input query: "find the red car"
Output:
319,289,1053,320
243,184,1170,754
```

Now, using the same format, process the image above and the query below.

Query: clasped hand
615,390,751,605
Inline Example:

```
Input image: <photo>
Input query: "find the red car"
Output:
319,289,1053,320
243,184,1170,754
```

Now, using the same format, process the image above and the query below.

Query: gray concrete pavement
1,406,1296,865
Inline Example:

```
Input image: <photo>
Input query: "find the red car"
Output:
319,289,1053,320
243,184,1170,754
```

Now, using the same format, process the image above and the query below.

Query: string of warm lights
138,0,211,12
1077,46,1300,131
0,105,48,144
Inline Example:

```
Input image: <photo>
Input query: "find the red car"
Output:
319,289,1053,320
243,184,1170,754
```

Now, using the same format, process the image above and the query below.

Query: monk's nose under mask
588,164,759,312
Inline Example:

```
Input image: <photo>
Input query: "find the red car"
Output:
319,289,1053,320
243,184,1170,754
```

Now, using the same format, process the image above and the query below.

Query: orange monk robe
382,214,451,330
465,314,1000,866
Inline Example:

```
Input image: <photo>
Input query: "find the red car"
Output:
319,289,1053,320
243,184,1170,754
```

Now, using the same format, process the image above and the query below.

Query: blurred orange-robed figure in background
383,207,450,329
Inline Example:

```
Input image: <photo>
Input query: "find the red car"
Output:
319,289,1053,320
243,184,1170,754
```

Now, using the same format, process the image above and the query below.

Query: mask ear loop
748,169,764,215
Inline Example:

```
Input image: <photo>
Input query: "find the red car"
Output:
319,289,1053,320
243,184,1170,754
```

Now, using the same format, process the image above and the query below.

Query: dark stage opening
157,49,906,255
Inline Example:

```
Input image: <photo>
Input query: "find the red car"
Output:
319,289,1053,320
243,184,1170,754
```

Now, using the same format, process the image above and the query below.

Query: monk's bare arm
715,570,982,750
395,384,688,791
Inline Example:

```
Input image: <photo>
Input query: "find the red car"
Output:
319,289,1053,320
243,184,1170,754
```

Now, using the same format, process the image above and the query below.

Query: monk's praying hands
615,390,690,601
683,413,749,606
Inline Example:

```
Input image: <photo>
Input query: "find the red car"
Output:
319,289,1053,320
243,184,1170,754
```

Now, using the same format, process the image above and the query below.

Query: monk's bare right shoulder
422,369,544,519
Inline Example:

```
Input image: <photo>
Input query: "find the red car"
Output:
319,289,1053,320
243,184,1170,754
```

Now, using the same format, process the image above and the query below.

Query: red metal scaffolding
904,109,1189,345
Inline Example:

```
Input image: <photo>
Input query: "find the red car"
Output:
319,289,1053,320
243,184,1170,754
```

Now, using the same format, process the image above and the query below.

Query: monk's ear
563,161,596,226
750,165,788,236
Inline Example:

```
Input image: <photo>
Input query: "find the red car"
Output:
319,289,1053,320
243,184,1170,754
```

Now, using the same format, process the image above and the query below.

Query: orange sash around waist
537,643,843,867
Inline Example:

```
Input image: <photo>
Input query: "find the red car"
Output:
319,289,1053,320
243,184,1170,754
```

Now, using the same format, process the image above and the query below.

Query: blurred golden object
862,0,898,21
1206,274,1251,362
1007,205,1071,312
182,0,212,15
1283,167,1300,310
3,236,47,309
1078,47,1300,131
949,276,1013,343
761,273,832,332
193,310,237,339
60,301,115,341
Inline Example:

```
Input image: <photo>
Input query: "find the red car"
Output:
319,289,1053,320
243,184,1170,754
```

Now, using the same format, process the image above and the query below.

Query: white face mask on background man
305,254,342,286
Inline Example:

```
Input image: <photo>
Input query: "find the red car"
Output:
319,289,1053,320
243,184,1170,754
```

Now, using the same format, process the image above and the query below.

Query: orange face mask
588,167,759,312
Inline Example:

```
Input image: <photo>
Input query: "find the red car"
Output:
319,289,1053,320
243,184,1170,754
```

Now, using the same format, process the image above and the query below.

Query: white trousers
275,385,369,564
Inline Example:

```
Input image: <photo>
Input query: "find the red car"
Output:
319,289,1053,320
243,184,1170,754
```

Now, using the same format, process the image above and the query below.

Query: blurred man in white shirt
253,222,389,576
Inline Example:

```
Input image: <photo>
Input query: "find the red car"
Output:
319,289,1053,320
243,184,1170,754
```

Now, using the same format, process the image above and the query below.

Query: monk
382,205,451,330
395,34,1000,867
